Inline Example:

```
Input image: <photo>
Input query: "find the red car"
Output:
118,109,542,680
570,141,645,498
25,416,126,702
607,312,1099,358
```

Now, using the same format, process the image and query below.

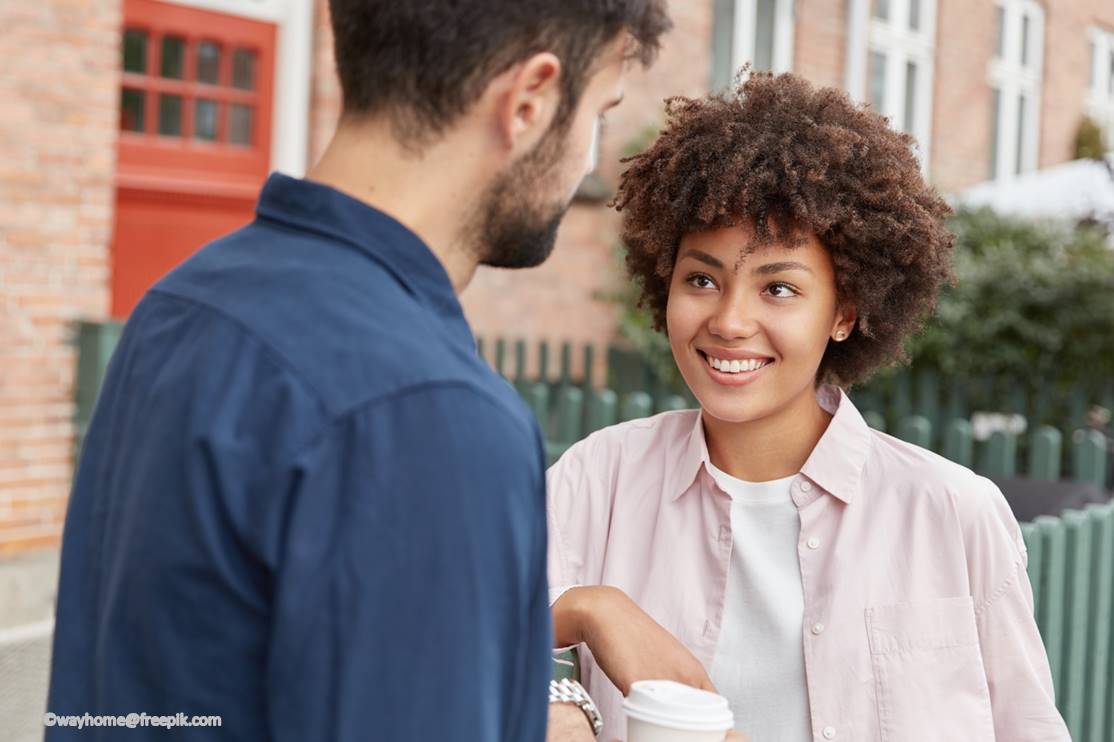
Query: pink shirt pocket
866,596,996,742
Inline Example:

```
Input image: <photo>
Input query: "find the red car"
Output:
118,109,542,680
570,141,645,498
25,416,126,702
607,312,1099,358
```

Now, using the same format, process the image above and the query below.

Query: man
46,1,669,739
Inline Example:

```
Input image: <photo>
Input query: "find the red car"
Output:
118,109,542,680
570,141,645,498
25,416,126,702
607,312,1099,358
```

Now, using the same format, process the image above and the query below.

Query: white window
1086,26,1114,152
711,0,795,88
987,0,1044,181
866,0,936,173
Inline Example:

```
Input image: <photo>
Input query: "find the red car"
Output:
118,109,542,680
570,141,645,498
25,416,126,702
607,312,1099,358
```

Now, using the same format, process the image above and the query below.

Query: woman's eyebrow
677,249,724,269
753,261,814,275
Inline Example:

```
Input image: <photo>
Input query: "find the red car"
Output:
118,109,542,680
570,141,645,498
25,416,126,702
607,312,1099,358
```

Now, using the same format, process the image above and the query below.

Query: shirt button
807,537,821,549
719,525,731,543
799,480,812,492
811,622,825,635
823,726,837,739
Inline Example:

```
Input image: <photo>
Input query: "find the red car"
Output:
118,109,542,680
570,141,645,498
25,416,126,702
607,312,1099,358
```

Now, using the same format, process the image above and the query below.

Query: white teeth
706,355,770,374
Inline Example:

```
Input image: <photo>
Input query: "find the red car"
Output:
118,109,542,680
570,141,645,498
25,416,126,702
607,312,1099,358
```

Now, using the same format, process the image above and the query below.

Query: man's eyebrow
677,249,723,269
605,94,625,110
753,261,814,275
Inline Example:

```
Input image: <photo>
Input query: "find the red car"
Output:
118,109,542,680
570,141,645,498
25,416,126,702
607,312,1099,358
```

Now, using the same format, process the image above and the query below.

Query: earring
835,330,847,341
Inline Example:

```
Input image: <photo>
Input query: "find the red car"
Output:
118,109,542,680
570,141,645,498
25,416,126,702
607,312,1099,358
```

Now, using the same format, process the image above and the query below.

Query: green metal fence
75,323,1114,735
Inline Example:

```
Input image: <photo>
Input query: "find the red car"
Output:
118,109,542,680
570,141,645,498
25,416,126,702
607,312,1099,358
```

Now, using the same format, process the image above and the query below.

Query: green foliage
1075,116,1109,161
908,208,1114,385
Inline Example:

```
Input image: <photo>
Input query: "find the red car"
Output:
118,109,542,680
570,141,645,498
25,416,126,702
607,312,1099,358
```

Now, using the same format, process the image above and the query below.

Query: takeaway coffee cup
623,679,735,742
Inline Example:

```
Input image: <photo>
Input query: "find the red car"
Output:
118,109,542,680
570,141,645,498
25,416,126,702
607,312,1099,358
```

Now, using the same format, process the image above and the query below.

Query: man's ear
491,52,562,153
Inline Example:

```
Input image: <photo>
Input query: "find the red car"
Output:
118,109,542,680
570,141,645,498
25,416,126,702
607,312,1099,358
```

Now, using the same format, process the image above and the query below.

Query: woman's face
666,221,855,425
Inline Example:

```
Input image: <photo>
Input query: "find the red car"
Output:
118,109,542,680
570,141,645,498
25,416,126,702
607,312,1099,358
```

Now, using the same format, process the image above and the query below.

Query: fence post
896,415,932,449
538,341,550,384
1021,521,1044,621
980,430,1017,478
514,339,527,387
555,386,584,443
1035,515,1067,701
1072,429,1107,489
892,367,913,424
559,341,573,387
942,418,974,469
1084,503,1114,742
1061,510,1094,740
582,345,595,392
1028,426,1062,481
915,368,940,442
523,382,549,437
621,391,653,422
494,338,507,377
586,388,618,434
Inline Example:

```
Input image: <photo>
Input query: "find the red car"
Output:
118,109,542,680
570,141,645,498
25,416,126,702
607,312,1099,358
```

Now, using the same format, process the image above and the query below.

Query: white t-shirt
705,462,812,742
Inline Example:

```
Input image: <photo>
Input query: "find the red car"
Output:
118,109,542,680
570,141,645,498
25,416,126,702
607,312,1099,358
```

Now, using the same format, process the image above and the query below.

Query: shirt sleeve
967,478,1071,741
546,435,613,607
266,383,551,742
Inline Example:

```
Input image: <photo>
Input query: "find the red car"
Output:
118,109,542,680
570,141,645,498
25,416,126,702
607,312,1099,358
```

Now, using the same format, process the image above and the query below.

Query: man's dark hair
328,0,671,146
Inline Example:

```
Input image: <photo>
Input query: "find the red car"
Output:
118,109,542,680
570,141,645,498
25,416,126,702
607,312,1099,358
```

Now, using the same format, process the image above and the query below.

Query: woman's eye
687,274,715,289
767,282,798,298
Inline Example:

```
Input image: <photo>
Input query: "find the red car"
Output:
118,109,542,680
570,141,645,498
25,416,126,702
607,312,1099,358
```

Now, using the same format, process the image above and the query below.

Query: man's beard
472,129,572,269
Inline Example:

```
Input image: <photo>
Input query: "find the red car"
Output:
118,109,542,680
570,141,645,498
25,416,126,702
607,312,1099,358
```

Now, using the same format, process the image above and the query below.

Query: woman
547,72,1068,742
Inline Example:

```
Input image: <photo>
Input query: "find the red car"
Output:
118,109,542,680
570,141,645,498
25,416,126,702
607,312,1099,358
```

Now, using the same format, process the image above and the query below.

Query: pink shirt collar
667,384,871,505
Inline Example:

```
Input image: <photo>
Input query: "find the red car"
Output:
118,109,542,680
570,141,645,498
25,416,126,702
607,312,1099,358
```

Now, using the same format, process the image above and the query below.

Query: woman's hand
553,586,716,696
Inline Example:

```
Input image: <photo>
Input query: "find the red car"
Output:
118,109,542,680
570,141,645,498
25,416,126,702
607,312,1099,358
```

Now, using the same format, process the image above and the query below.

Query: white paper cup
623,680,735,742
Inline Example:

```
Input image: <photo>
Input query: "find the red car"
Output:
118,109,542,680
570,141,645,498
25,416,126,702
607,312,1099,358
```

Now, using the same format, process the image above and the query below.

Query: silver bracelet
549,678,604,738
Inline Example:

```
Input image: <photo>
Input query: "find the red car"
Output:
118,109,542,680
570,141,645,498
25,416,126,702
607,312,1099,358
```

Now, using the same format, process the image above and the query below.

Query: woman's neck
702,386,834,482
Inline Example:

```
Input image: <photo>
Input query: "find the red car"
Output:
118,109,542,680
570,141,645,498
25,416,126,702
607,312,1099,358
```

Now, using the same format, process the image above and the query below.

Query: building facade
1,0,1110,554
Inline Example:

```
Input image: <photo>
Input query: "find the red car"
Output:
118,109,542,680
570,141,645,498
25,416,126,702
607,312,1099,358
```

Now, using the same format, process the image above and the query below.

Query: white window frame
866,0,937,174
1085,26,1114,153
987,0,1044,181
731,0,796,75
161,0,314,176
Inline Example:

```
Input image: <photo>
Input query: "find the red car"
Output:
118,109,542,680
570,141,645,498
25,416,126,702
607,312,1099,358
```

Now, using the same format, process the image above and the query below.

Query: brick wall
0,0,119,554
1040,0,1114,168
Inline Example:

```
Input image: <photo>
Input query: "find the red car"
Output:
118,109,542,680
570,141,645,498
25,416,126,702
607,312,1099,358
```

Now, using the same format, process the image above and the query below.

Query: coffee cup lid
622,680,735,732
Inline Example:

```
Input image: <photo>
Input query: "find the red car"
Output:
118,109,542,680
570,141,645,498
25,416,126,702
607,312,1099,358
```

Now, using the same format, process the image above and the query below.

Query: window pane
1015,93,1027,175
1109,50,1114,96
229,104,253,145
161,36,186,79
232,49,256,90
873,0,890,21
989,87,1001,179
197,41,221,85
754,0,776,71
123,29,147,74
1020,14,1030,67
994,6,1005,59
194,99,219,141
158,94,182,136
120,88,145,132
909,0,921,31
903,61,917,134
869,51,887,113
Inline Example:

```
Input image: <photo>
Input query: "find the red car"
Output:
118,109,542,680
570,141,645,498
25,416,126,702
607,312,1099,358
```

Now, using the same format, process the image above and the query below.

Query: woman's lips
698,350,773,387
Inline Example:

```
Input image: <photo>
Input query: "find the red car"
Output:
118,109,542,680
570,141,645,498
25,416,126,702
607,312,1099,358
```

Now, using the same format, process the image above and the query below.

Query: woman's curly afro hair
612,70,955,386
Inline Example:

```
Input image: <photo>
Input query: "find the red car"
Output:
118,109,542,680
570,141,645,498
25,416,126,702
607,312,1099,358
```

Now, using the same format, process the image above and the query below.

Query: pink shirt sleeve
546,436,610,607
965,478,1069,741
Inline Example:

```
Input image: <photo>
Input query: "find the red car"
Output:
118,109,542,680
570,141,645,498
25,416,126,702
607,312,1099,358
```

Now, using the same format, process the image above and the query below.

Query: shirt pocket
866,596,995,742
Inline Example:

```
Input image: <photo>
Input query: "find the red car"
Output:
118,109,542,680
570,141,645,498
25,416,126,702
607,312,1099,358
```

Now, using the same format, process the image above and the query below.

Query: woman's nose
706,292,760,341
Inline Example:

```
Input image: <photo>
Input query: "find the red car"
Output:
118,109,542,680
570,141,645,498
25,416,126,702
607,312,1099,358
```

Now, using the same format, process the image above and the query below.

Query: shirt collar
254,173,463,318
668,384,872,504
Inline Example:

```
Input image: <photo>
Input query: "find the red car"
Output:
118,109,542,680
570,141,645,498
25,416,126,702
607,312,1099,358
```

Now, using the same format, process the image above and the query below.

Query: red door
111,0,276,317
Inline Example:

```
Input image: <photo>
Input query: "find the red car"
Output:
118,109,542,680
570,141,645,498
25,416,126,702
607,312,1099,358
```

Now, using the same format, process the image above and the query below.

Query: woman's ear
832,304,857,342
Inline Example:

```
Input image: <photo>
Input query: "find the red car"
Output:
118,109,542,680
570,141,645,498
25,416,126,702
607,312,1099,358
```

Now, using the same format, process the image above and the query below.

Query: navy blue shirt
48,174,551,741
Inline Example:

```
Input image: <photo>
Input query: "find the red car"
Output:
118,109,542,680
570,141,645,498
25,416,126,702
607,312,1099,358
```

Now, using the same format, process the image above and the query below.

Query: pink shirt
547,385,1069,741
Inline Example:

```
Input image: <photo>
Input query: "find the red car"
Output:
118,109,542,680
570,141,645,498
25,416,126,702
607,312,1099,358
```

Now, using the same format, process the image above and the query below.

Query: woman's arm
551,586,715,696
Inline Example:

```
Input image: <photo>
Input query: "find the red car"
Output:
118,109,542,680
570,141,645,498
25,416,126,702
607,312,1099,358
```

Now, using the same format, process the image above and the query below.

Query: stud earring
835,330,847,341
